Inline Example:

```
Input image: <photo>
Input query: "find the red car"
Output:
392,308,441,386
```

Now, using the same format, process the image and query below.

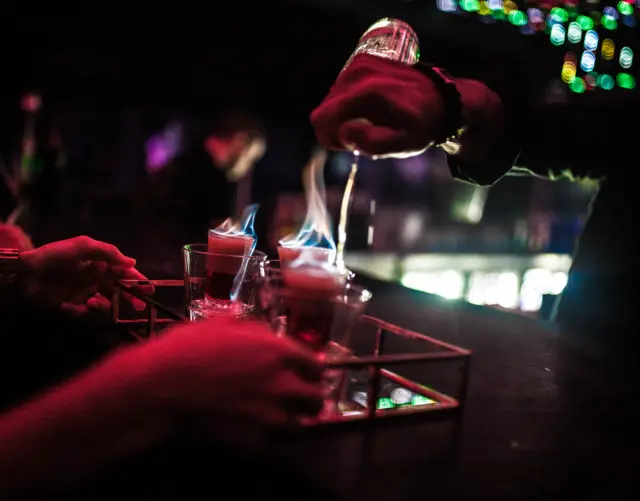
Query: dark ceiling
2,2,534,109
3,1,637,115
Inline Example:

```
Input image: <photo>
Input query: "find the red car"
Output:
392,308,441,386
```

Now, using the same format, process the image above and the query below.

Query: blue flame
210,203,259,254
208,204,259,301
287,246,345,281
279,149,336,257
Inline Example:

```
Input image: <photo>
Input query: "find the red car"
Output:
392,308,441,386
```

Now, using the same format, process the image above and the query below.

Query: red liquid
282,269,345,352
206,233,254,301
205,270,238,301
277,245,334,265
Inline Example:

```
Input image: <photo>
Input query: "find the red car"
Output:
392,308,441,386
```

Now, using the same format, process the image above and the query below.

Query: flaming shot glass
277,245,334,266
264,252,371,416
183,243,267,320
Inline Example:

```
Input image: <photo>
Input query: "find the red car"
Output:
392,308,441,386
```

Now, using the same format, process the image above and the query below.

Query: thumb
74,237,136,266
338,119,410,157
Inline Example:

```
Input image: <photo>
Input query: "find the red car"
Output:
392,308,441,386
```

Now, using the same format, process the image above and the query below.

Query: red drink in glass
277,245,334,266
282,267,345,352
206,232,254,301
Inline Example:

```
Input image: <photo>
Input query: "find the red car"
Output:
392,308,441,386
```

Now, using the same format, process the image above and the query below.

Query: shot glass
263,266,371,416
182,244,266,320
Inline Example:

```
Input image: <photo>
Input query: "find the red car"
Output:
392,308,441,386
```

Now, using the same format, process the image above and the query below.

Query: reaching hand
20,236,152,316
141,318,323,441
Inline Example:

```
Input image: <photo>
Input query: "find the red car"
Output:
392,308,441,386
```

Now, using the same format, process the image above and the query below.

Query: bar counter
5,272,638,501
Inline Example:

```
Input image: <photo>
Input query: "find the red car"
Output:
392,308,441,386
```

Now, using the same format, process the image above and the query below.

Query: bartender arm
443,62,609,187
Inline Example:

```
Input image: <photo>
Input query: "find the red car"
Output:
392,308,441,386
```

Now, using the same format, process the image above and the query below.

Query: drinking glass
263,267,371,416
183,244,267,320
277,245,335,266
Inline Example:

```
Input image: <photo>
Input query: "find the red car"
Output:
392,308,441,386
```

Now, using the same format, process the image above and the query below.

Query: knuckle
75,235,94,247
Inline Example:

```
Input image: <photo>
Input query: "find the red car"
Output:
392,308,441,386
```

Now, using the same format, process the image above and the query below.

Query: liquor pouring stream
335,19,420,271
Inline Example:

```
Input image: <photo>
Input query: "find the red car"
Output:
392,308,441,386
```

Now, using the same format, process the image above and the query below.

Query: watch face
0,249,22,278
0,273,18,282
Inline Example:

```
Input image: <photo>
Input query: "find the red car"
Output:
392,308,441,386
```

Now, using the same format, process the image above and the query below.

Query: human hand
20,236,152,316
142,318,323,440
311,54,445,158
311,54,502,160
0,224,34,251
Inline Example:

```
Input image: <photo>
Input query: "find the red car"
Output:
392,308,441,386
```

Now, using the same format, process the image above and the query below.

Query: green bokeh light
577,15,594,31
597,74,615,90
461,0,480,12
618,1,634,16
551,7,569,23
617,73,636,89
602,15,618,30
569,77,586,93
508,10,527,26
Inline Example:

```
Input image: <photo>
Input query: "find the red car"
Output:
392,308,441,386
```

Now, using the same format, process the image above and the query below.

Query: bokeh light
620,47,634,69
435,1,638,93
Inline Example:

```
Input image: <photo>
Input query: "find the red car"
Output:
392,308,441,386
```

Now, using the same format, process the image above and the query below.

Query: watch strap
413,62,467,149
0,249,22,284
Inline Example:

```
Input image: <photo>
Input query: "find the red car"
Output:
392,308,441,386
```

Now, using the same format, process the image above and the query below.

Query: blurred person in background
146,110,266,244
24,125,67,234
4,118,67,240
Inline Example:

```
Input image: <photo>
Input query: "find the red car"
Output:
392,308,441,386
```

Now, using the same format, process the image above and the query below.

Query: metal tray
111,279,471,433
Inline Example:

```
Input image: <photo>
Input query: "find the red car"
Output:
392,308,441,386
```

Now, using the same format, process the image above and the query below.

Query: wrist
448,78,505,162
0,249,33,306
18,249,36,271
413,62,466,150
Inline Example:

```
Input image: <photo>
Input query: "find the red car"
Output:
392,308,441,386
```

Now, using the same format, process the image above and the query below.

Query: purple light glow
393,155,429,182
145,121,182,173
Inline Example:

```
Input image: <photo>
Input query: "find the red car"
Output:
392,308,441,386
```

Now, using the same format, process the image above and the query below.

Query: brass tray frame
111,279,471,432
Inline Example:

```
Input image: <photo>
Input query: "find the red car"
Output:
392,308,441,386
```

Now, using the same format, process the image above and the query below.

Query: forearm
444,70,608,185
0,344,170,499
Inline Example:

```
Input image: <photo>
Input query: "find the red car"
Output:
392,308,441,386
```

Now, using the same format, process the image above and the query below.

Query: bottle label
342,20,419,71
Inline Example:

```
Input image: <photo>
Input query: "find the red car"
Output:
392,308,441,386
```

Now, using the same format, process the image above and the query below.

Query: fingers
338,119,410,157
279,343,324,383
60,302,91,317
278,378,324,417
311,53,445,155
283,393,324,419
232,320,324,382
312,88,422,154
87,264,151,311
86,293,111,312
111,266,155,295
72,236,136,267
109,266,153,311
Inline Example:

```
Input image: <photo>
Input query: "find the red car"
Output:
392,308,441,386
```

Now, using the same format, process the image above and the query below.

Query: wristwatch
0,249,24,285
413,62,467,153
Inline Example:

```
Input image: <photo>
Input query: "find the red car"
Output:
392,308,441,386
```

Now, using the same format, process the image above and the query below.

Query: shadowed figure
144,111,266,252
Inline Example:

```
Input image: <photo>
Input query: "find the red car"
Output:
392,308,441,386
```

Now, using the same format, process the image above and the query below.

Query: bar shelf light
436,0,637,92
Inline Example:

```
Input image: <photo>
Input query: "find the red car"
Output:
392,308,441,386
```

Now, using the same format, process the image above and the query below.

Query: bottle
336,19,420,269
343,18,420,71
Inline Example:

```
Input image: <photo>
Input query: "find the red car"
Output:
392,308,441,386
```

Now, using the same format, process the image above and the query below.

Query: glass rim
182,244,267,260
265,278,372,303
266,260,355,278
342,283,372,303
